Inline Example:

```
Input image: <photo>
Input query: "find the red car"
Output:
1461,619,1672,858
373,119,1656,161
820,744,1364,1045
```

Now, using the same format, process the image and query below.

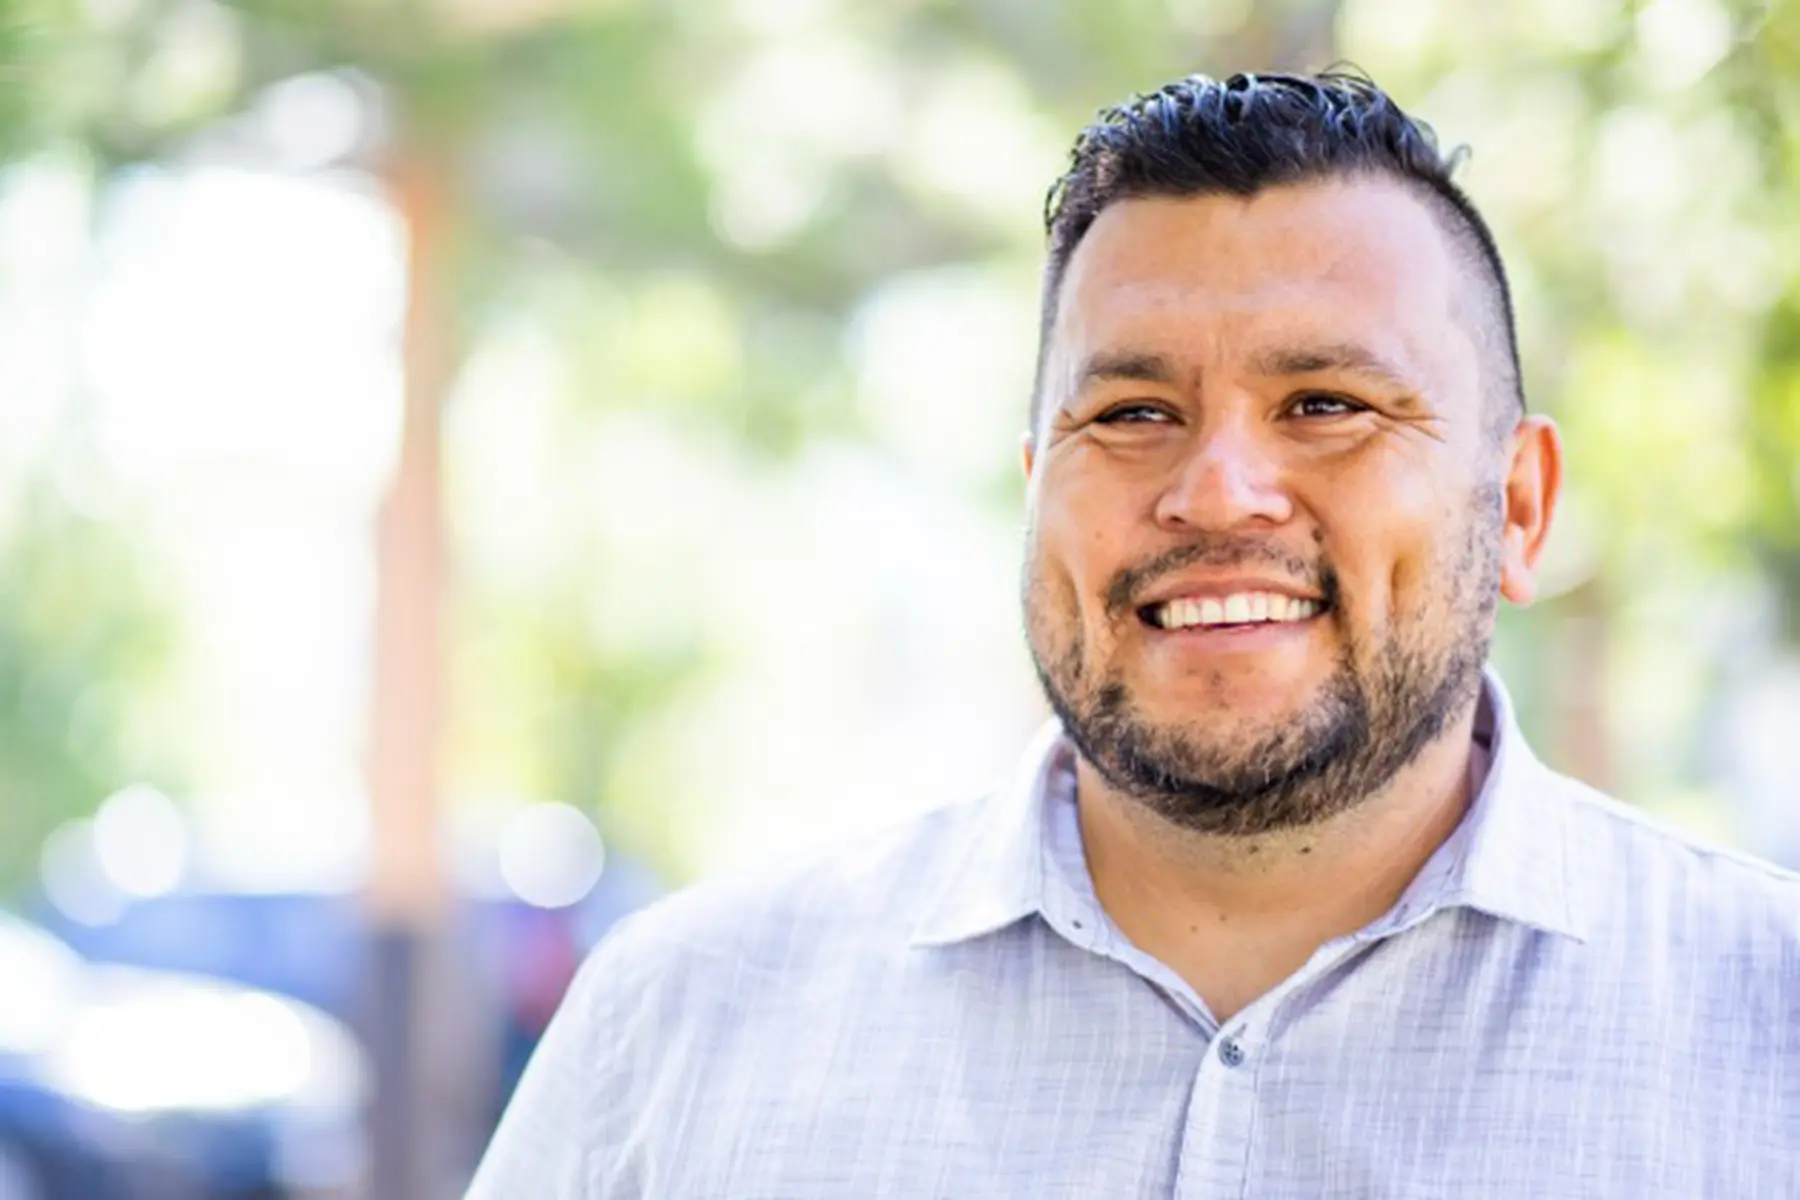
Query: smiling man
470,73,1800,1198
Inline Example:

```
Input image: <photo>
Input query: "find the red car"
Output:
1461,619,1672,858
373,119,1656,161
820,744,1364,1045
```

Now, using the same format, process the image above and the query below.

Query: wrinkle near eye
1394,410,1452,445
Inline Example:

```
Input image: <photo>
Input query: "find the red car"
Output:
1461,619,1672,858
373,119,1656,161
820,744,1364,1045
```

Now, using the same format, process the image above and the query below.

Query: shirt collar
909,667,1588,950
1401,667,1589,943
908,719,1064,948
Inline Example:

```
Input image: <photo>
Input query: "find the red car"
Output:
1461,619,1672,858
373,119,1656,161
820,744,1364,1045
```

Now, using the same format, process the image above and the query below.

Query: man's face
1023,176,1518,836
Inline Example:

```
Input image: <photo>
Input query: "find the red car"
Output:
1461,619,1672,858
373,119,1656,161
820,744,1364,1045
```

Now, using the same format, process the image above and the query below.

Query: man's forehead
1052,178,1465,371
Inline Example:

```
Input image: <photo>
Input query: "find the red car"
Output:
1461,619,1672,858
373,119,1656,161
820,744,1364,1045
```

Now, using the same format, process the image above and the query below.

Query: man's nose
1152,420,1294,532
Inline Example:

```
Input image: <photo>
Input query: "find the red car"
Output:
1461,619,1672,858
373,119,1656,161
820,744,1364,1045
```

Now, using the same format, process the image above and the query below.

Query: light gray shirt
469,670,1800,1197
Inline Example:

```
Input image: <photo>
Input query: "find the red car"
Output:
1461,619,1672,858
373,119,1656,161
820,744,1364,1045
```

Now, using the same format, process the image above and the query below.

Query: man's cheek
1323,518,1436,627
1040,511,1113,610
1365,541,1443,640
1319,560,1392,652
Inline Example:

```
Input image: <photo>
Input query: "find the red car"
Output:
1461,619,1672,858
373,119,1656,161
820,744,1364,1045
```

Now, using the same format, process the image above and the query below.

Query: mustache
1103,538,1337,621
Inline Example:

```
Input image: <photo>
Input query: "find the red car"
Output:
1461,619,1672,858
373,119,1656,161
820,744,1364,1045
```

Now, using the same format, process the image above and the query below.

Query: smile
1142,591,1324,630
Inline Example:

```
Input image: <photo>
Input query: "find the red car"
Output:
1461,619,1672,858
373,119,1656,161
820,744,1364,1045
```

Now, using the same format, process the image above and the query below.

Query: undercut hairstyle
1033,70,1524,439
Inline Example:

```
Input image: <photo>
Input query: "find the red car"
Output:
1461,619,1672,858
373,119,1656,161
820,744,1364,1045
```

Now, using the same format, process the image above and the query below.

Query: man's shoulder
1545,767,1800,951
579,794,993,1001
468,798,1000,1197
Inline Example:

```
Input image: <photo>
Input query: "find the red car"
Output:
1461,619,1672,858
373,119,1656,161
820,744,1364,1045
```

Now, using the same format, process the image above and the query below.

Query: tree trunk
364,150,454,1200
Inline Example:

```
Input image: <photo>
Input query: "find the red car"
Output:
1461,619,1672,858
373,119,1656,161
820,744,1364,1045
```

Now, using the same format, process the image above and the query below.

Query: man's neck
1075,704,1481,1024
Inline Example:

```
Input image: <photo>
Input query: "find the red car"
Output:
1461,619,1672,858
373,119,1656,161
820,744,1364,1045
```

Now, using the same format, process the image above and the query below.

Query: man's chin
1132,674,1330,731
1124,717,1313,777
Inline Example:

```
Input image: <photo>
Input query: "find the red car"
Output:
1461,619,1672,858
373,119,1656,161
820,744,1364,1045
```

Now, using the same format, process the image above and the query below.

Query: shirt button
1218,1037,1245,1068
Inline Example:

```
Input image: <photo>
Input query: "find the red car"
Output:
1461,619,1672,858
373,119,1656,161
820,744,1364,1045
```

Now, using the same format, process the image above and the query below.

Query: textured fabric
468,670,1800,1198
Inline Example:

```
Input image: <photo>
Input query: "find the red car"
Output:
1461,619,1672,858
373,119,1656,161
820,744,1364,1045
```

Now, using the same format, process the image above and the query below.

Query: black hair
1033,70,1522,433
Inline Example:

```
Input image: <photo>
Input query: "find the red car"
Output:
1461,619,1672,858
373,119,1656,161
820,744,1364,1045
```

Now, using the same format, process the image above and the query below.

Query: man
470,72,1800,1198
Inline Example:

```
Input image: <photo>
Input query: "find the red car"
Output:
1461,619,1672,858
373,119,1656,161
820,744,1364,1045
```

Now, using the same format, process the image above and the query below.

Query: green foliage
1748,297,1800,640
17,0,1800,875
0,477,178,890
0,0,66,157
0,3,181,895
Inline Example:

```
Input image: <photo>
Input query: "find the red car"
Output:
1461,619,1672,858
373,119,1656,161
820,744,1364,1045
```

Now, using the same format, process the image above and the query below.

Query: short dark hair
1033,70,1522,435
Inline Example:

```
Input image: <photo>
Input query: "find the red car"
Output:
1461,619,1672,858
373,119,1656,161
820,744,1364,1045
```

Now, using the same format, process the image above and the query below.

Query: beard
1023,485,1503,838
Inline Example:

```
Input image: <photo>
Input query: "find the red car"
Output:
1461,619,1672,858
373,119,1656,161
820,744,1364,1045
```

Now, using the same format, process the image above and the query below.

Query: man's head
1031,72,1523,443
1021,71,1560,838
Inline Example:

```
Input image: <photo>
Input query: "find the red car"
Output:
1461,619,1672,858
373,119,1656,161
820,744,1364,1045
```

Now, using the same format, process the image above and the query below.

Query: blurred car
0,912,366,1200
35,851,660,1112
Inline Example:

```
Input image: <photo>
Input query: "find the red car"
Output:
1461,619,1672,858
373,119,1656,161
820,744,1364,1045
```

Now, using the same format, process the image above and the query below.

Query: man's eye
1095,404,1173,425
1289,393,1364,418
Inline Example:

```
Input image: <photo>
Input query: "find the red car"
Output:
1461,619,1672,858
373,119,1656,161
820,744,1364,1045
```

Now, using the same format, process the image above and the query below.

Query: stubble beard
1023,486,1503,838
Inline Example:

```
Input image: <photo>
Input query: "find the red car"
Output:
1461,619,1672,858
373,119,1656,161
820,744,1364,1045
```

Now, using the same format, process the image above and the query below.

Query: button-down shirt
468,670,1800,1197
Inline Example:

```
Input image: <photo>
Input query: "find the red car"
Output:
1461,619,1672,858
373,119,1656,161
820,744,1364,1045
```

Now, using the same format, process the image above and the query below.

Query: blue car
0,912,367,1200
36,856,660,1115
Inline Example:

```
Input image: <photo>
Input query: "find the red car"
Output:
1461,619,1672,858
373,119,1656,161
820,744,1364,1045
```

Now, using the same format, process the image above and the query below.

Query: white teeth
1152,591,1321,630
1157,599,1196,629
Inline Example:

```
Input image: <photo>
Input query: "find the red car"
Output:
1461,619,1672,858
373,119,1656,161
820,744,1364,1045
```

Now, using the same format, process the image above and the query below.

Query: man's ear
1498,415,1562,606
1021,431,1035,478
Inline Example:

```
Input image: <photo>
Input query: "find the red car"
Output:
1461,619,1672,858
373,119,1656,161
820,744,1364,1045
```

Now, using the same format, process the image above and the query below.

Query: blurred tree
1733,0,1800,642
0,479,177,892
48,0,1800,884
0,3,39,154
0,2,180,896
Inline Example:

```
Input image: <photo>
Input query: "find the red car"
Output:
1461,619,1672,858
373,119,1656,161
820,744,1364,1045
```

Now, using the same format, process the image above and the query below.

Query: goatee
1023,485,1502,837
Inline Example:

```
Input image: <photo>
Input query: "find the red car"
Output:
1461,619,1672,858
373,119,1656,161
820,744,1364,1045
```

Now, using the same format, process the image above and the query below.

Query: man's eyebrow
1074,350,1180,392
1248,342,1419,391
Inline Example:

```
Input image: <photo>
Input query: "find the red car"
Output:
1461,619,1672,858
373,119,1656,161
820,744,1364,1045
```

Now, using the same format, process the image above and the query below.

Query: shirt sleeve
465,938,613,1199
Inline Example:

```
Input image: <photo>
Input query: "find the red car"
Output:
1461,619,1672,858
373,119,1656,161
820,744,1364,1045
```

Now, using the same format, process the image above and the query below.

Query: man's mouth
1139,591,1325,631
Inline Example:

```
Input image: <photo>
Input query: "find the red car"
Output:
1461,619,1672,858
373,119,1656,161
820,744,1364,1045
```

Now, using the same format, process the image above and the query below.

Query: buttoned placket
1168,927,1392,1199
1036,759,1443,1197
1040,865,1443,1198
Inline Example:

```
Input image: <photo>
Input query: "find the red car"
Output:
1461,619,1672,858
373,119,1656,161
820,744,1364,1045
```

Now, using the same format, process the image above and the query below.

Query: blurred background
1,0,1799,1195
